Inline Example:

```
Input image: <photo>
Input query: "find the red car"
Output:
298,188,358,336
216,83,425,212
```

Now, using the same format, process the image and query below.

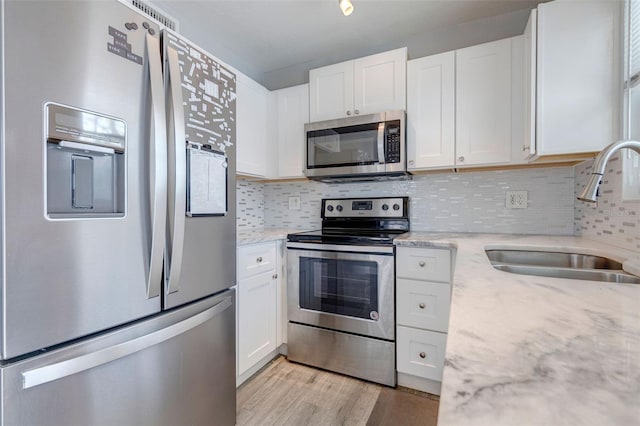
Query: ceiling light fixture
339,0,354,16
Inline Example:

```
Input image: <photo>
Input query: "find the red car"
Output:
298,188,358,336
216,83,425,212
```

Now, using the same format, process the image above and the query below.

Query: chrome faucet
577,140,640,202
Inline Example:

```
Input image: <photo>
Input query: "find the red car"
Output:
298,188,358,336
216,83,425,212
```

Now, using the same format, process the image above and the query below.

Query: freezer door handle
166,46,186,295
21,296,233,389
145,33,167,299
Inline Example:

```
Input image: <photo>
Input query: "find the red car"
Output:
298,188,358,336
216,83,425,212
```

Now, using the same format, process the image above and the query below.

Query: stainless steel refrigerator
0,1,237,424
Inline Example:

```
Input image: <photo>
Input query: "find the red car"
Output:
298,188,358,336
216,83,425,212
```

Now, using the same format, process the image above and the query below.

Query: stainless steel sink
485,249,640,284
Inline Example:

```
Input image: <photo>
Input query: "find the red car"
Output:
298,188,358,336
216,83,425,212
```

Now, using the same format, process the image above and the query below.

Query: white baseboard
236,344,287,388
397,372,442,395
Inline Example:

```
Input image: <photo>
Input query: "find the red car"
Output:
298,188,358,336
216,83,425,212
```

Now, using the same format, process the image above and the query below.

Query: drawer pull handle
272,273,278,280
419,352,426,359
418,261,426,267
257,257,263,263
419,303,425,309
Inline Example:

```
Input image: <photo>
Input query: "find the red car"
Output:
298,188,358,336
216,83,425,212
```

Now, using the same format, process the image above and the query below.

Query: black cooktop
287,196,410,246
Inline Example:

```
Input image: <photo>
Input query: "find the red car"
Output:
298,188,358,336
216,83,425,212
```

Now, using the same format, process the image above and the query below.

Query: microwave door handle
377,123,385,164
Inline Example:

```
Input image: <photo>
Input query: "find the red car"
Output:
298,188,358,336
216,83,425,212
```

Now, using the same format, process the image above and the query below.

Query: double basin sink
485,249,640,284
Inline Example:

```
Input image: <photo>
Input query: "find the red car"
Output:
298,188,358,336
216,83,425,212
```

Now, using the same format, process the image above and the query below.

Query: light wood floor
237,356,439,426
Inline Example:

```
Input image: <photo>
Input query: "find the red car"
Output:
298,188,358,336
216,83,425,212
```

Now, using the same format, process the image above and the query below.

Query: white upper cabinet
407,38,523,170
236,72,269,177
353,48,407,117
535,0,621,157
309,61,354,122
309,47,407,122
456,38,513,167
406,51,456,170
522,9,537,160
275,84,309,179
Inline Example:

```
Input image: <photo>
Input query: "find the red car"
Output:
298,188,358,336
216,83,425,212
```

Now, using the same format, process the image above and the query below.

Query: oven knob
327,205,334,212
382,204,389,211
393,203,400,211
336,205,343,212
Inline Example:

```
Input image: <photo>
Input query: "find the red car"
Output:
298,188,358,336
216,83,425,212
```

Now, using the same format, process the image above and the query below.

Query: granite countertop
236,228,292,246
395,233,640,426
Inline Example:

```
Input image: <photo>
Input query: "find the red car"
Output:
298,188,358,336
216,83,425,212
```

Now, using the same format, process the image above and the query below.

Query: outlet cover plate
506,190,528,209
288,196,301,210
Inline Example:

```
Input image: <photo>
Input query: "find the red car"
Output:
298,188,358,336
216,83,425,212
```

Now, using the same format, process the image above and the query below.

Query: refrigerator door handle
166,46,186,295
21,296,233,389
145,33,167,299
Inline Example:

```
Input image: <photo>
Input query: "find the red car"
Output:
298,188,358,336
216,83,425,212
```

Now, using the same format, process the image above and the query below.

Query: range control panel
322,197,407,218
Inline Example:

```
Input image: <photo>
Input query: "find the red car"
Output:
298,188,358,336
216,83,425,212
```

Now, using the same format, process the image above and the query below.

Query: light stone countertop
395,233,640,426
236,228,292,246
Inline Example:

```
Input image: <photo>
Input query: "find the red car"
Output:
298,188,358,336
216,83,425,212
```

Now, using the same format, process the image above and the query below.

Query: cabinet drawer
397,326,447,381
238,242,277,279
396,247,451,282
397,279,451,332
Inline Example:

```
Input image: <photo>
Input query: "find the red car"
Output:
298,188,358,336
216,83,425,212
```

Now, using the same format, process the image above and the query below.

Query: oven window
307,123,380,168
299,256,379,320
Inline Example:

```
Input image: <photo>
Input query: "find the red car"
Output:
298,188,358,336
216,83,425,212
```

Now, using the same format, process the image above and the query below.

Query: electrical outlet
506,190,528,209
288,196,301,210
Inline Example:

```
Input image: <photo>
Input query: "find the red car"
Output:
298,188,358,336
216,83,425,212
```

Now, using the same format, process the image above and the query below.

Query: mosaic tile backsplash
238,166,576,235
575,154,640,251
236,180,265,230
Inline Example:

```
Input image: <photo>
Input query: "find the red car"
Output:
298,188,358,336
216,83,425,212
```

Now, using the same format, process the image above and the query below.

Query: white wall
262,8,533,90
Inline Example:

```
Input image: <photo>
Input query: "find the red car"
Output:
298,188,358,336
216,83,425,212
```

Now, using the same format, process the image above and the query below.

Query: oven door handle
286,242,394,255
377,122,386,164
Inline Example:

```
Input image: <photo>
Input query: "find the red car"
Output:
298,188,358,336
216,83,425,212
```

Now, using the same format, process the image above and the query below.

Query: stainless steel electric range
286,196,409,386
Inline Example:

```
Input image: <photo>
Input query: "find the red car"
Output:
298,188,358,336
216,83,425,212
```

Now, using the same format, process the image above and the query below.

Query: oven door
287,242,395,341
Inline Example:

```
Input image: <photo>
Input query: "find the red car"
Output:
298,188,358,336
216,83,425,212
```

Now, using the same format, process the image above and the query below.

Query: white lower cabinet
238,270,277,376
396,279,451,333
237,240,286,386
396,246,453,395
397,326,447,381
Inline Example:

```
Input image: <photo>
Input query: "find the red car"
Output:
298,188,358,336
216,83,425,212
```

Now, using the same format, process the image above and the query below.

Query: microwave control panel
384,121,401,163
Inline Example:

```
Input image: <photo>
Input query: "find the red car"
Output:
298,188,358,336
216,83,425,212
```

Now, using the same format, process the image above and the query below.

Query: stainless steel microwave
304,110,406,182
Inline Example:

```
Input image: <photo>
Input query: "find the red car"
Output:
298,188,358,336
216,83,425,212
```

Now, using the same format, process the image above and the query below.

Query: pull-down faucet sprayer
577,140,640,202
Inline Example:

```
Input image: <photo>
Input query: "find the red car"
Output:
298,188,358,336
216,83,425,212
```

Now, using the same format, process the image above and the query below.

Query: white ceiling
153,0,544,89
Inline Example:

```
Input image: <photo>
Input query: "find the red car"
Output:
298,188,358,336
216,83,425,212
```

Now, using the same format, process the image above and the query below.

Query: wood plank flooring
237,356,439,426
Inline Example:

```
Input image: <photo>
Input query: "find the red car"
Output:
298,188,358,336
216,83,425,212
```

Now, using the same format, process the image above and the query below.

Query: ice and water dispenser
45,103,125,218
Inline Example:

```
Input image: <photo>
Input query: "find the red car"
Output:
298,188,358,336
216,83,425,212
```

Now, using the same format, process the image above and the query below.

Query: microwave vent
310,172,412,184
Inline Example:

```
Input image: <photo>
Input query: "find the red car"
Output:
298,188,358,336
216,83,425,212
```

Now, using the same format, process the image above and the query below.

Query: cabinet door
238,271,277,375
236,72,268,177
396,247,451,283
536,0,620,156
274,241,287,346
406,52,455,169
397,326,447,381
354,47,407,116
522,9,537,159
309,61,354,122
276,84,309,178
396,279,451,333
238,242,277,280
456,38,512,166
